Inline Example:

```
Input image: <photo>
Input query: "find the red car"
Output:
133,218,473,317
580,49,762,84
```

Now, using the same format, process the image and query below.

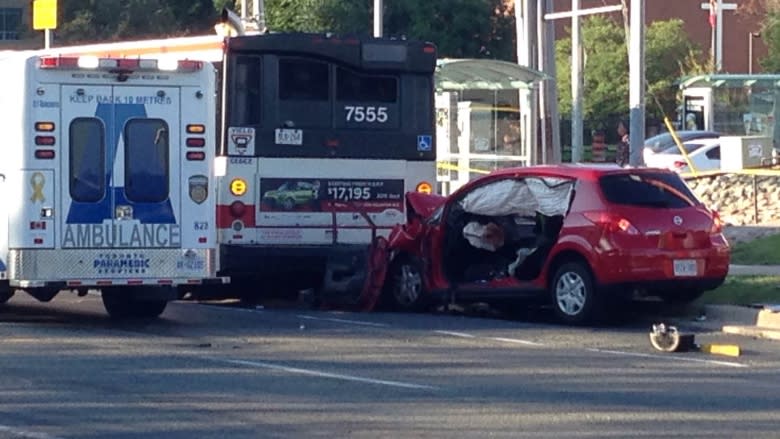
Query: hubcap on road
555,271,586,316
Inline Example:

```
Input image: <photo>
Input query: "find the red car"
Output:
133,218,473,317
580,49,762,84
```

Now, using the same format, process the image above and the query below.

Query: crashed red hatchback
364,164,730,324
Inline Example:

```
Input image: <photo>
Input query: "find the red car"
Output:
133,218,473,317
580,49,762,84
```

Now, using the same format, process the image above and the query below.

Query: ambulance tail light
34,150,55,159
35,122,55,132
39,56,80,69
187,124,205,134
186,138,206,147
186,151,205,161
415,181,433,194
35,135,55,146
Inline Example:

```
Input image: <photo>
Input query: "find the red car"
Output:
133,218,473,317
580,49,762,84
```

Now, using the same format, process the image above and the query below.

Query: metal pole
571,0,583,163
373,0,383,37
44,29,51,49
629,0,645,167
748,32,753,74
240,0,247,19
716,0,723,71
537,1,547,164
546,0,561,164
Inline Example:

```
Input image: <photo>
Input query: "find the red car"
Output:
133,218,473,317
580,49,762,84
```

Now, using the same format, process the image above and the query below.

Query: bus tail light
229,178,247,196
415,181,433,194
229,201,246,218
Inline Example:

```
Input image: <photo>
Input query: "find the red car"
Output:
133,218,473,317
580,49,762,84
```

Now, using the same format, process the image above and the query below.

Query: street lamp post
748,32,760,74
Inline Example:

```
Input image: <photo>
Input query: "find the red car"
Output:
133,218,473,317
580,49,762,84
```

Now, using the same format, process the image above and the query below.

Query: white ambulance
0,52,225,319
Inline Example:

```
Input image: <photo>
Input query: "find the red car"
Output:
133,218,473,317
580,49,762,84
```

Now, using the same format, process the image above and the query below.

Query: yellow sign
33,0,57,30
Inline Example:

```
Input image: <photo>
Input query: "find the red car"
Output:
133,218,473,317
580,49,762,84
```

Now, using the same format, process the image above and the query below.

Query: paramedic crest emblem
228,127,255,156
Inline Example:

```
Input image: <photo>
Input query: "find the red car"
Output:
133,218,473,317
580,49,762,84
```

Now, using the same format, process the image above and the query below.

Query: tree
56,0,217,44
262,0,515,59
555,16,705,131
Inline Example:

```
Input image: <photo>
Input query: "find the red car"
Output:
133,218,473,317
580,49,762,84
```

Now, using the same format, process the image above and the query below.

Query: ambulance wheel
102,290,168,320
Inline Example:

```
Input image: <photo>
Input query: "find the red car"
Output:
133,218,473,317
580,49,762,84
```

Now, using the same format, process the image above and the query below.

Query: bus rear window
124,119,169,203
69,118,105,202
599,172,700,209
337,67,397,103
230,55,262,126
279,58,329,101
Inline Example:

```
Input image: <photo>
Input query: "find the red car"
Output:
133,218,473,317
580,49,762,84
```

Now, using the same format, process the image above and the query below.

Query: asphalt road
1,293,780,438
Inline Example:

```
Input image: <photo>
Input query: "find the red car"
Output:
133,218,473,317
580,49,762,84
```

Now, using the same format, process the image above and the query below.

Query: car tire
660,289,704,304
281,198,295,210
383,256,426,312
550,261,602,325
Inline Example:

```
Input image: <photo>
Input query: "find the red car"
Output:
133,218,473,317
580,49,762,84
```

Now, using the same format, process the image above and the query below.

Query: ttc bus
45,32,438,305
219,34,437,304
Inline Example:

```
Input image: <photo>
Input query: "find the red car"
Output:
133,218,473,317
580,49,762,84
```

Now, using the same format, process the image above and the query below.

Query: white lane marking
434,330,477,338
211,358,438,390
0,425,63,439
490,337,544,346
586,348,748,368
296,314,390,328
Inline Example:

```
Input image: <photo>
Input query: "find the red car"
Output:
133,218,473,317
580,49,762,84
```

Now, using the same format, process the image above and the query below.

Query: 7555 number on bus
344,106,388,123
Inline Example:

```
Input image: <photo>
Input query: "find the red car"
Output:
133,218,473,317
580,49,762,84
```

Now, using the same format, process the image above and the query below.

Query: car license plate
275,128,303,145
673,259,697,277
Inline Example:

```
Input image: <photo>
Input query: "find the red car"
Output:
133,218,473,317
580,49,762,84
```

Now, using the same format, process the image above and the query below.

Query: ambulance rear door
60,84,182,260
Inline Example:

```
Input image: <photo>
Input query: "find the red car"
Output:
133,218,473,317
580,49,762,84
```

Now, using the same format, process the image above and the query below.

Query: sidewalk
729,264,780,276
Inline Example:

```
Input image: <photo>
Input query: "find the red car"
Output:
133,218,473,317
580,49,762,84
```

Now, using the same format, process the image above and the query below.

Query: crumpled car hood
405,191,447,219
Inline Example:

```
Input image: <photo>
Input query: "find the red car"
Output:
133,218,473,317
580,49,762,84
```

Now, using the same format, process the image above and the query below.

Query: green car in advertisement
262,181,320,210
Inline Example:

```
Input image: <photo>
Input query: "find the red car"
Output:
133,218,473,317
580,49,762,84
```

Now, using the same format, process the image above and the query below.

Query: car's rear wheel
550,261,602,325
384,257,426,311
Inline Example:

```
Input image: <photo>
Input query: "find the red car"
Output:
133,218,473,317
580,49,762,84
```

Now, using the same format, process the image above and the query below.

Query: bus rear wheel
101,287,169,320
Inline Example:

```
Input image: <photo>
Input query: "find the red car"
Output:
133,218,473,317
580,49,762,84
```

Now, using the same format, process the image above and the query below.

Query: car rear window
599,172,700,208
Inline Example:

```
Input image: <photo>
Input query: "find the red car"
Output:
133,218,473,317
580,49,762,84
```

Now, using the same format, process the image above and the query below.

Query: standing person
615,119,630,167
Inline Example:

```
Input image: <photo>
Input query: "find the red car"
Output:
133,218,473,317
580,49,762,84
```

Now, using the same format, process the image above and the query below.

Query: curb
703,304,780,341
729,264,780,276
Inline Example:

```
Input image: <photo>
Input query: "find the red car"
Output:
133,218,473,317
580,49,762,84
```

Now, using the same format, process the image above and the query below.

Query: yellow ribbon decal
30,172,46,203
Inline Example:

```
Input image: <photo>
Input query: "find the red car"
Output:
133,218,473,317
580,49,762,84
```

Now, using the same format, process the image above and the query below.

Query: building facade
0,0,42,50
552,0,767,74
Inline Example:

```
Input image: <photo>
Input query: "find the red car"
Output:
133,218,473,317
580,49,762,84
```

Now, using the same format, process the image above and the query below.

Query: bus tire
102,288,168,320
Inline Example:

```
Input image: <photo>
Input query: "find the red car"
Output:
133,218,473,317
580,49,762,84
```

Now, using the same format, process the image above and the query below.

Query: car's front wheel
550,261,602,325
383,257,426,312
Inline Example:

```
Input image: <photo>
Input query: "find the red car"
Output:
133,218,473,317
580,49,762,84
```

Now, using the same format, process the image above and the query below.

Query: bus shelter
679,74,780,148
434,59,545,195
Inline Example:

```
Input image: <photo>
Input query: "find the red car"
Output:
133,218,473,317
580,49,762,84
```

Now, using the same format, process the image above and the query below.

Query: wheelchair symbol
417,135,432,152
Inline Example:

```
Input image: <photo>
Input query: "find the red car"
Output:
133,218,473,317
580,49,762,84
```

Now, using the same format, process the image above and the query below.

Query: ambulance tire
102,290,168,320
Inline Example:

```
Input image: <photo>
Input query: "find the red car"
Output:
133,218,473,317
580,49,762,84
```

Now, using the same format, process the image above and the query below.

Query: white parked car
644,138,721,173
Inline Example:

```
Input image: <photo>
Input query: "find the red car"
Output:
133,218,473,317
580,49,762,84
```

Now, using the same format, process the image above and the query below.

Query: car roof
454,164,678,193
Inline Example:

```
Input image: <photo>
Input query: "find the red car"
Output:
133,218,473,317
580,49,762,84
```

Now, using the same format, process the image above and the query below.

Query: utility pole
515,0,538,164
629,0,645,167
374,0,383,37
570,0,583,163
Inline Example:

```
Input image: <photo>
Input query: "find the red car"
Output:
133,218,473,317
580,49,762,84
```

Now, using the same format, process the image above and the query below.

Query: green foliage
700,275,780,306
555,16,704,127
759,12,780,72
57,0,217,43
731,233,780,265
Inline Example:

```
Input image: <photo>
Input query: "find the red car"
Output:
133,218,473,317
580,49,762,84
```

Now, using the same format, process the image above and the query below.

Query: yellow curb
700,343,741,357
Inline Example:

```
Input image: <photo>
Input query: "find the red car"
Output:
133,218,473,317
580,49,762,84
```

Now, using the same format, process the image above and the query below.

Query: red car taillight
710,210,724,234
583,211,639,235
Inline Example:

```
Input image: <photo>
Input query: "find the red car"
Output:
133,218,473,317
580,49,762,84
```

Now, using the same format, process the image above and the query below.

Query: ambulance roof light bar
38,56,203,72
